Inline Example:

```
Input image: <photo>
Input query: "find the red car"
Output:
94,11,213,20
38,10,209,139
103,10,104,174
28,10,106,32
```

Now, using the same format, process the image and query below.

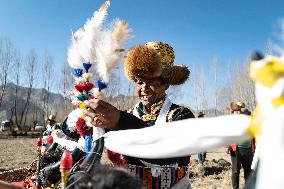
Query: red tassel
36,137,42,148
106,149,126,166
60,150,73,170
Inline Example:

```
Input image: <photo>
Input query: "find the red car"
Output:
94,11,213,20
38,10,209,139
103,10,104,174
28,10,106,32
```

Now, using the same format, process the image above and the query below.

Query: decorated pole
66,0,131,153
35,137,42,189
60,150,73,189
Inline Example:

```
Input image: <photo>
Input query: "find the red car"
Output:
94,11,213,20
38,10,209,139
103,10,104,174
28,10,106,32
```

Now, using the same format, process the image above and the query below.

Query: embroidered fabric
125,163,189,189
140,159,178,177
132,95,172,125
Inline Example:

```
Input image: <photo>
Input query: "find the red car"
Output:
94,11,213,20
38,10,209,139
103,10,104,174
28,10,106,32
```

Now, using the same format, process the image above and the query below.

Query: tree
0,38,14,110
60,62,74,115
212,56,219,116
42,53,55,124
12,50,22,128
189,64,207,113
18,50,37,129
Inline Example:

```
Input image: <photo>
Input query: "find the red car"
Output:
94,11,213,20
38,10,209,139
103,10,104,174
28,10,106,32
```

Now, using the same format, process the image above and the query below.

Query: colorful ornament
97,79,107,91
60,150,73,189
74,68,83,77
83,62,92,73
85,133,92,154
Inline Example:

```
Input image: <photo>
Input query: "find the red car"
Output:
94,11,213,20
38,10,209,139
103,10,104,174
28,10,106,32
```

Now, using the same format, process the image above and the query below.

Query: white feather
67,35,84,68
96,20,132,82
67,1,110,68
77,1,110,64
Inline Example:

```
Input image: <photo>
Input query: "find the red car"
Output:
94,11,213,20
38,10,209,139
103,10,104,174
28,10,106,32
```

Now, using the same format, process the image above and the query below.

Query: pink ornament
60,150,73,170
47,135,53,144
36,137,42,147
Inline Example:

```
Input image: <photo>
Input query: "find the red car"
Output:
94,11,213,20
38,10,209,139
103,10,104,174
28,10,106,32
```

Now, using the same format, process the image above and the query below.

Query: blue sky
0,0,284,107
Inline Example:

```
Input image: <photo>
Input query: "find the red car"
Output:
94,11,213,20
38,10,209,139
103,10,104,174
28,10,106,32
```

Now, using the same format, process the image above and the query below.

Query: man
86,42,194,188
226,101,254,189
196,112,206,166
45,115,59,134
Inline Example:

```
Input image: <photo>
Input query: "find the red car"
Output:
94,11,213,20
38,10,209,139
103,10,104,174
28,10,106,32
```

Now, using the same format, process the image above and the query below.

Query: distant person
196,112,207,166
226,101,254,189
45,115,59,134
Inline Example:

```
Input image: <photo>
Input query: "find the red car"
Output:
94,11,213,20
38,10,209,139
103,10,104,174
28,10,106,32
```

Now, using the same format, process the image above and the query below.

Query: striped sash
125,164,188,189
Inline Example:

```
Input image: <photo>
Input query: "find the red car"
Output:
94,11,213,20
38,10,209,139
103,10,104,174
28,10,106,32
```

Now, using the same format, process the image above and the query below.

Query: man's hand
85,99,120,129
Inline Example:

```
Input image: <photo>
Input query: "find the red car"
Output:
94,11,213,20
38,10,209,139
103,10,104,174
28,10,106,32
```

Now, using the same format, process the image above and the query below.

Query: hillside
0,83,138,129
0,83,73,126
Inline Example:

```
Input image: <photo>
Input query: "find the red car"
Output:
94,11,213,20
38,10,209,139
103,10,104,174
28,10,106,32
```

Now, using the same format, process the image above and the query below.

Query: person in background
226,101,254,189
196,111,207,166
45,115,59,134
86,41,195,189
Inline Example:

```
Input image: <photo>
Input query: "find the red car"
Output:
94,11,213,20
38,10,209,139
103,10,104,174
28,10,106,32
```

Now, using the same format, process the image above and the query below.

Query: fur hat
197,111,205,118
230,101,246,112
124,41,190,85
47,115,56,122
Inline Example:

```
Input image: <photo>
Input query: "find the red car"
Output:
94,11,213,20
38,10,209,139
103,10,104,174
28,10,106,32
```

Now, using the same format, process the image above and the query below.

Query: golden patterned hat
230,101,246,111
124,41,190,85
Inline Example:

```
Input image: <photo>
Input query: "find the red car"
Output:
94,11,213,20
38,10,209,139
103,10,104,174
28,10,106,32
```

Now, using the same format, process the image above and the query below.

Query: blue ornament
97,80,107,91
74,68,83,77
85,133,92,154
83,63,92,73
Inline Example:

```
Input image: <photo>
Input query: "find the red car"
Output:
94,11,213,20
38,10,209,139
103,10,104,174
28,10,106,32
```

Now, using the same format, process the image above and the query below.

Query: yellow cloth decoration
247,98,284,138
250,57,284,88
250,58,284,88
247,106,262,138
272,97,284,108
81,112,86,119
79,102,86,109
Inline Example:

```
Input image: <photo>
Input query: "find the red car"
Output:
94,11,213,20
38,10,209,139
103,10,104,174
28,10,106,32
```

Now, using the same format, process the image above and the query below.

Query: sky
0,0,284,107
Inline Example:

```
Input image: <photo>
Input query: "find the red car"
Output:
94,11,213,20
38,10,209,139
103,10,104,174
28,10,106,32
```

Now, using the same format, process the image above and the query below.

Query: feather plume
67,34,84,68
78,0,110,63
67,1,132,83
67,1,110,68
96,20,132,82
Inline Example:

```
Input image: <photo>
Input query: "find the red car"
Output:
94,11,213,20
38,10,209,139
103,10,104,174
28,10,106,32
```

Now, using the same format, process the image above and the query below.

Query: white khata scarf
104,114,251,158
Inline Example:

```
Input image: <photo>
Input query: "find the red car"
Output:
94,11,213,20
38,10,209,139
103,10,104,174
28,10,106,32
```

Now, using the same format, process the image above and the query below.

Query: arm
117,111,148,130
85,99,147,130
169,105,195,121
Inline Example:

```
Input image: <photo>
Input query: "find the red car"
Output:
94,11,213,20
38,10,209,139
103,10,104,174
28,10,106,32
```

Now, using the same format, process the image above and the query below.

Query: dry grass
0,138,245,188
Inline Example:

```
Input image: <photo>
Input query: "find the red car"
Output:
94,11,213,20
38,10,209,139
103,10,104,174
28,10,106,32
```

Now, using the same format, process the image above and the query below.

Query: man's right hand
85,99,120,129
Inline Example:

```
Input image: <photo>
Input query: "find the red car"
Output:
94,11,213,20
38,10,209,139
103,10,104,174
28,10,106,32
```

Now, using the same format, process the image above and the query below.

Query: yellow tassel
79,103,86,109
272,97,284,108
247,98,284,138
250,57,284,88
247,106,262,138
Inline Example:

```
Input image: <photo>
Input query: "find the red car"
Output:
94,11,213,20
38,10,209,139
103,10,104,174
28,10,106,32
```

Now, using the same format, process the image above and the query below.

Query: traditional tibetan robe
116,97,195,189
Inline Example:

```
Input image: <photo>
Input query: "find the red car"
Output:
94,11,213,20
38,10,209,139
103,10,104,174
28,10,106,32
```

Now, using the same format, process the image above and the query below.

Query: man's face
135,77,168,108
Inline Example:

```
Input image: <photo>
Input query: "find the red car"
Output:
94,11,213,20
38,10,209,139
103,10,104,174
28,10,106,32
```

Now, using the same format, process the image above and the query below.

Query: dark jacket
117,103,195,166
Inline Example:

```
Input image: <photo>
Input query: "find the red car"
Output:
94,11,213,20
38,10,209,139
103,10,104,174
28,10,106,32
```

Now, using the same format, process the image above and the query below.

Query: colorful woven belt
125,164,189,189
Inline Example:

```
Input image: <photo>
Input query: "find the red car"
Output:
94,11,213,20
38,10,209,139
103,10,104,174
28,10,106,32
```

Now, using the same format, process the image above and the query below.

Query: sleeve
116,110,148,130
168,105,195,122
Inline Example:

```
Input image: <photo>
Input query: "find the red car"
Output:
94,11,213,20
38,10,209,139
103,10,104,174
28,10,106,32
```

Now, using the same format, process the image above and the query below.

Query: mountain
0,83,138,129
0,83,73,127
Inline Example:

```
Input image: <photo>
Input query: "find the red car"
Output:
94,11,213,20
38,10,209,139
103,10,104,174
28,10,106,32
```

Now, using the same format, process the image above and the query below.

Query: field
0,138,245,188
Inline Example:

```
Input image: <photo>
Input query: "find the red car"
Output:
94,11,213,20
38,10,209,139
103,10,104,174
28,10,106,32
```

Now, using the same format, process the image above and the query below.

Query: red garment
230,139,255,152
230,144,237,152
